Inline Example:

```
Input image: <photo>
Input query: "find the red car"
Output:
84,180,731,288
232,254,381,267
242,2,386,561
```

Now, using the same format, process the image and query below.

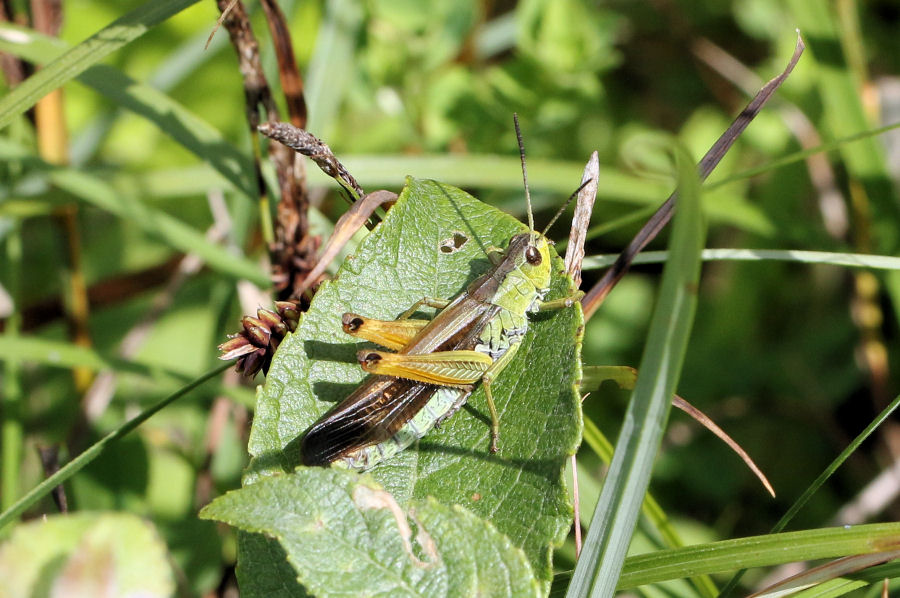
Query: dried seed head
218,335,258,360
257,308,286,336
275,301,300,329
238,351,265,377
242,316,272,347
219,300,302,377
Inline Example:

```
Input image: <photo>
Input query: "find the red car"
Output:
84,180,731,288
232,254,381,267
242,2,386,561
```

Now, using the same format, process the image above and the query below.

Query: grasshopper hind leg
342,313,430,351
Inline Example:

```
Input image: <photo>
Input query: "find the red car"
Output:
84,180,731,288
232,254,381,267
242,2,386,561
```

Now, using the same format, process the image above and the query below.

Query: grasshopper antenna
513,113,535,235
541,179,590,237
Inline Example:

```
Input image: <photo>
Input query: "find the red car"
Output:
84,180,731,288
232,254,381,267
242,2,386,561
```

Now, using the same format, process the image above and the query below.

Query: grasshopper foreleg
536,291,584,311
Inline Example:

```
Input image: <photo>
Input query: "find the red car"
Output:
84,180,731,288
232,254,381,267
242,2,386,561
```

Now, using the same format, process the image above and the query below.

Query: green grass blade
566,146,707,597
305,0,364,136
0,23,67,58
1,229,23,511
706,120,900,193
750,551,900,598
49,168,267,285
788,577,866,598
554,554,900,598
718,392,900,595
787,4,893,182
0,334,191,379
786,3,899,256
0,363,230,532
0,335,256,407
77,65,255,196
0,0,201,129
0,23,254,196
581,415,718,598
617,522,900,589
108,166,235,199
583,249,900,272
0,138,267,286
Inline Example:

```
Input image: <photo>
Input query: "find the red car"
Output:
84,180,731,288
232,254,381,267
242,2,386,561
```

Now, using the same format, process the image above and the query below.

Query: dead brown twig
580,33,806,320
213,0,316,301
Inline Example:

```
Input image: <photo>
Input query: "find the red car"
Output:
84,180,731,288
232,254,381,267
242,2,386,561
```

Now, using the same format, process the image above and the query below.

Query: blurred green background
2,0,900,594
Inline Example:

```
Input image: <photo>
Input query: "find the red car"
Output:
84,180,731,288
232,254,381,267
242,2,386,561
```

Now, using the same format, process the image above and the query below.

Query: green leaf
243,177,583,592
0,512,175,597
201,468,541,598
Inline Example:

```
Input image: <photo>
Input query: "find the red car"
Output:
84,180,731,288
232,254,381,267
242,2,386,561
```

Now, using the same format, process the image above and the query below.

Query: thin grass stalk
31,0,94,393
0,362,232,531
1,228,24,511
717,391,900,596
581,416,719,598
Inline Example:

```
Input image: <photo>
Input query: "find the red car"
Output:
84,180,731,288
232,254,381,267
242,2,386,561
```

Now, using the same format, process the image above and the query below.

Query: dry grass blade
691,36,847,239
205,0,237,50
580,33,806,320
258,121,362,297
749,550,900,598
292,189,398,296
672,395,775,498
585,365,775,498
216,0,278,128
564,153,599,559
564,151,599,286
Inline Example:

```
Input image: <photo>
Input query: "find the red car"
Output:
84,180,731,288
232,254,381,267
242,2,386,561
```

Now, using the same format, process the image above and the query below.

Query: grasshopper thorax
468,231,552,313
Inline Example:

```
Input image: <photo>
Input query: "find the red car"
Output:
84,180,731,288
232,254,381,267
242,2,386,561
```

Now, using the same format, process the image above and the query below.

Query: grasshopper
301,120,585,470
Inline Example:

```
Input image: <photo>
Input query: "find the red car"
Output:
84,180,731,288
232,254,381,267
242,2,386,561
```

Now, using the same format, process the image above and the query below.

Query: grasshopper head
506,231,553,292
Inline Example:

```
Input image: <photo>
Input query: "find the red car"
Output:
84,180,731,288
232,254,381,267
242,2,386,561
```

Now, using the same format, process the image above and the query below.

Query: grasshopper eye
525,246,542,265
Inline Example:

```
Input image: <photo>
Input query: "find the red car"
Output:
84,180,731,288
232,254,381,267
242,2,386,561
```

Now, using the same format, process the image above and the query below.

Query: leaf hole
439,232,468,254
